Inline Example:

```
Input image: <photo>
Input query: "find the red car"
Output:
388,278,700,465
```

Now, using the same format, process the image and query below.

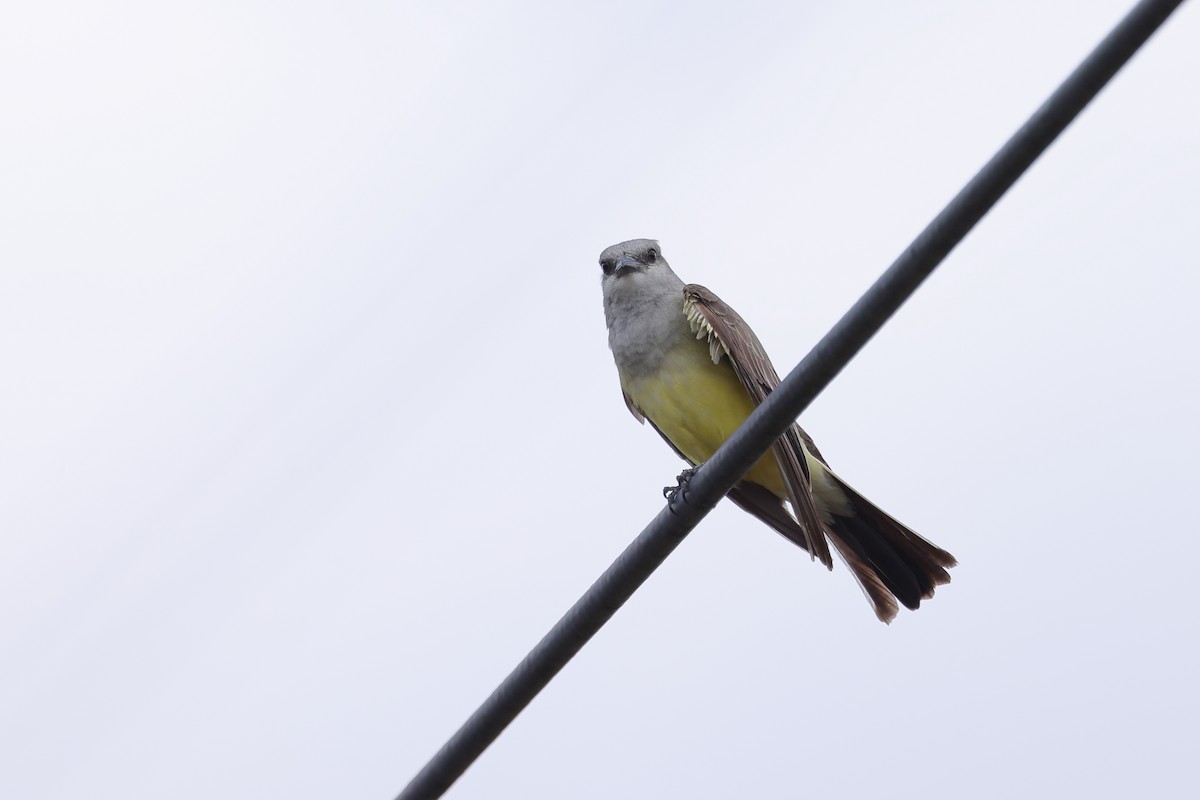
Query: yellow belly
620,344,786,497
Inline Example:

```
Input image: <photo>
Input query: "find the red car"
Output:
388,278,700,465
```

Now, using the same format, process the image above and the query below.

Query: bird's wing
622,390,645,423
682,284,833,568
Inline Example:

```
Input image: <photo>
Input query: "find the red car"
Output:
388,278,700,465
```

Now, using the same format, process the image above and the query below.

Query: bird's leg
663,466,700,505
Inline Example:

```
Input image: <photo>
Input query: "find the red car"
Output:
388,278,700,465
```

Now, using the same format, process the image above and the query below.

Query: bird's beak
614,254,643,277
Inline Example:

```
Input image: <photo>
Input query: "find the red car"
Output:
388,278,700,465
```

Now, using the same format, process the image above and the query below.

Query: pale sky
2,2,1198,798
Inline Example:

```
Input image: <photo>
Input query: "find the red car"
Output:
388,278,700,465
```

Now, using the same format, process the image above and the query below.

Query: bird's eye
646,248,657,263
600,258,614,275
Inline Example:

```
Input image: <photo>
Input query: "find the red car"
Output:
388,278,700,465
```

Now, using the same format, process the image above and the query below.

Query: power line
396,1,1186,797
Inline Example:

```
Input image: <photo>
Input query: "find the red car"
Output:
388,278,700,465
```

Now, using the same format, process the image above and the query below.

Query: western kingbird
599,238,956,622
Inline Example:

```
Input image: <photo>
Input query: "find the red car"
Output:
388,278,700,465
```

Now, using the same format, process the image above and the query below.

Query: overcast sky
2,2,1198,798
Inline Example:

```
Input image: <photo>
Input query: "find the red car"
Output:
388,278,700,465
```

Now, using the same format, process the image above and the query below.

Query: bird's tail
728,469,956,623
820,468,957,623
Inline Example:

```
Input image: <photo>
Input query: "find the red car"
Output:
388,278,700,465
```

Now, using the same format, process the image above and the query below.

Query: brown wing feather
622,390,645,424
682,285,833,569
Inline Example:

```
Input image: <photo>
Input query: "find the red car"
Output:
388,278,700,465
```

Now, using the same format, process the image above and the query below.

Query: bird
599,238,956,622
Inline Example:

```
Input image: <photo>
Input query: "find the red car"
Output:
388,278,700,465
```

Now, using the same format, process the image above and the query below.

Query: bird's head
598,238,684,309
598,239,686,332
599,238,665,282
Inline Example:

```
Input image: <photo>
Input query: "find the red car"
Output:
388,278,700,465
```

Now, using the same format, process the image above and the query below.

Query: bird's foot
664,467,699,506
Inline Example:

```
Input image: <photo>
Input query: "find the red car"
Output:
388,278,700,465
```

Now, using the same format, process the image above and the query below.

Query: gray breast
606,287,689,376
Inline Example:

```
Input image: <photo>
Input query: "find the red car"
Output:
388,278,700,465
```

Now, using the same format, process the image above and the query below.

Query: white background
2,2,1197,798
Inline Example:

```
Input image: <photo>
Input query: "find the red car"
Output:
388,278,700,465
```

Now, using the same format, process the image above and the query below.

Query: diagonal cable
397,1,1186,797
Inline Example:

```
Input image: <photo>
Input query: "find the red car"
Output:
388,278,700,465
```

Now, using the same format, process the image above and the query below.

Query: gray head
599,238,682,293
599,238,665,279
598,238,685,333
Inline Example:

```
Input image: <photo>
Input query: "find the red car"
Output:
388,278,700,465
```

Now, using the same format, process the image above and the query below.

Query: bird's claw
664,467,699,506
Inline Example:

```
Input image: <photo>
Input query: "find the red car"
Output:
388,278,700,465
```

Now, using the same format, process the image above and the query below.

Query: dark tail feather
824,471,956,619
729,483,902,623
728,478,956,624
